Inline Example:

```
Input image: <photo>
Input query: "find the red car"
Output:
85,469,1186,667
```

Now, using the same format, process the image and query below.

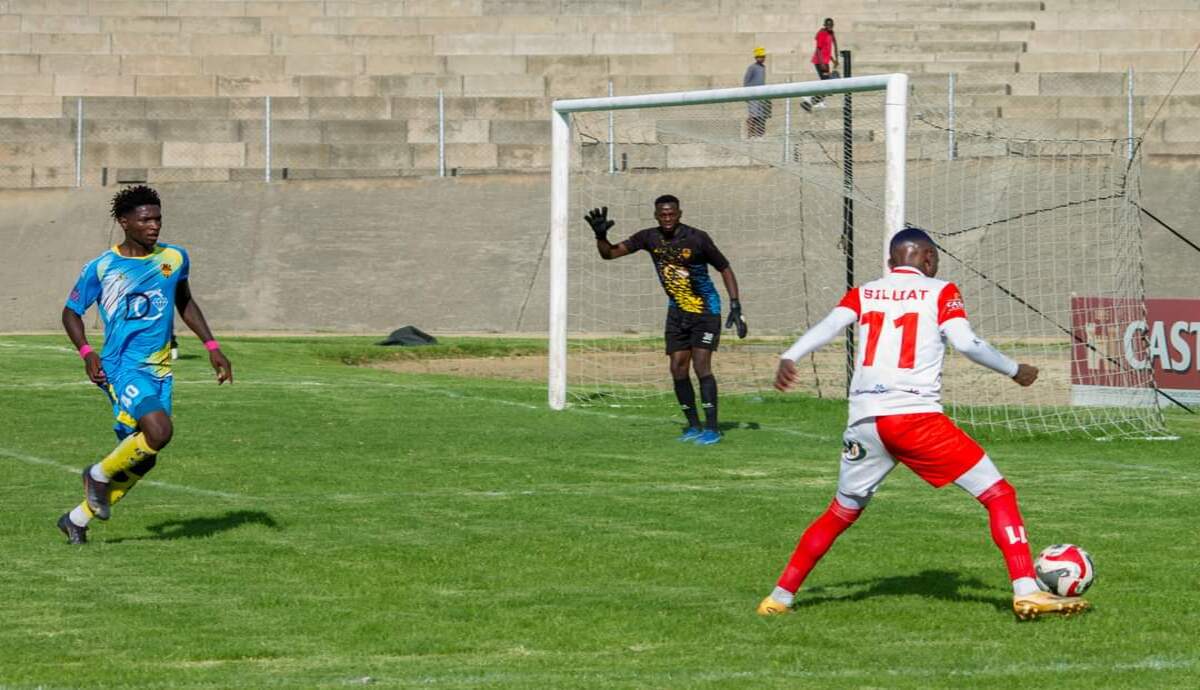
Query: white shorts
837,415,1003,502
837,419,896,501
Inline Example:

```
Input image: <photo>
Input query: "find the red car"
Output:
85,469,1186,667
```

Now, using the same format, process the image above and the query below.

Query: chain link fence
2,61,1197,189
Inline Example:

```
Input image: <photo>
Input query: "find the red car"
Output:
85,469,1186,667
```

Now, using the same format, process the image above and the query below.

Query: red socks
774,480,1036,598
776,499,862,593
977,479,1036,581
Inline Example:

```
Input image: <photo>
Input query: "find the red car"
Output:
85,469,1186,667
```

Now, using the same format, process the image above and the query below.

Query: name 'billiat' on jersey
861,288,932,301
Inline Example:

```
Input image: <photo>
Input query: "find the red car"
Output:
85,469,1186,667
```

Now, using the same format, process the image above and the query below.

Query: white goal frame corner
547,74,910,410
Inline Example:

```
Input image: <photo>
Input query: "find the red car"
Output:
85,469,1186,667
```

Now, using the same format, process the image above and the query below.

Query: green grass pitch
1,335,1196,689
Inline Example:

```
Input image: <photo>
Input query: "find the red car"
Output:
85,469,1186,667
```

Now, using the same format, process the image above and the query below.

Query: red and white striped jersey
839,267,969,423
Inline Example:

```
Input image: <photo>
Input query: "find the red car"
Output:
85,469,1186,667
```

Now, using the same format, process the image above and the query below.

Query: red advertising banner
1071,297,1200,405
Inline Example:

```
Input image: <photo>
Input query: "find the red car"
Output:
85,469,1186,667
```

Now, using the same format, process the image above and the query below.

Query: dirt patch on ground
372,353,554,382
369,344,1076,406
370,345,799,396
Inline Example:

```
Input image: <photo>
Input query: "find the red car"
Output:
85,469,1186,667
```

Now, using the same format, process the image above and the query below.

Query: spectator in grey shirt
744,46,770,137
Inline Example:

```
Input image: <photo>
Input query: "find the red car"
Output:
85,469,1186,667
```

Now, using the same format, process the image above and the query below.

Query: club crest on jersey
160,263,173,277
681,248,692,259
841,440,867,462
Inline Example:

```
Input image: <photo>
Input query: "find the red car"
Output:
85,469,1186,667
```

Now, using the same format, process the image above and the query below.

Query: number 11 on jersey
860,311,918,369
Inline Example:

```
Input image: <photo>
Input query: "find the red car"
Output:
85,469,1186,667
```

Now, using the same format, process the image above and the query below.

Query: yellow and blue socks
71,439,158,528
91,432,156,481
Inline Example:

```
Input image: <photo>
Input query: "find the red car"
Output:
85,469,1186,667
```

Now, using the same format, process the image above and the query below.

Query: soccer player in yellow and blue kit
588,195,746,445
56,185,232,545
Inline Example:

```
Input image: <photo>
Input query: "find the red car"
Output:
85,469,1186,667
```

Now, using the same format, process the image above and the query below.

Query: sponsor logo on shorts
842,440,867,462
701,332,714,344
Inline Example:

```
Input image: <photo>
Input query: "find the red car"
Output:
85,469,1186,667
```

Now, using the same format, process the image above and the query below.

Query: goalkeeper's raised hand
584,207,614,241
726,299,748,338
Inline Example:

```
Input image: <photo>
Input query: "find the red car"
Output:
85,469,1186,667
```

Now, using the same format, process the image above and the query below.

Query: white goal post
546,74,910,410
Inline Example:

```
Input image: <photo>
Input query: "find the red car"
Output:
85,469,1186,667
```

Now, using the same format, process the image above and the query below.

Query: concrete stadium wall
1140,160,1200,300
0,160,1196,336
0,175,553,334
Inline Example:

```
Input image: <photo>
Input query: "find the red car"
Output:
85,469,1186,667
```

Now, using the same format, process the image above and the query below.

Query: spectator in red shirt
802,17,839,111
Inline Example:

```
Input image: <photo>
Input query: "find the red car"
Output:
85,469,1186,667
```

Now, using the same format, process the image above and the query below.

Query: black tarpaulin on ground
377,326,437,346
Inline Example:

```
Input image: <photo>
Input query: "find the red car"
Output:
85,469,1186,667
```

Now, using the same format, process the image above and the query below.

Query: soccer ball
1035,544,1095,596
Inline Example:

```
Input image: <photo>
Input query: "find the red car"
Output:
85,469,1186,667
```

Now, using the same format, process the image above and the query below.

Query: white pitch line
0,376,882,444
0,448,255,500
0,341,75,354
331,479,830,501
348,379,837,441
7,375,1186,448
0,381,93,389
678,656,1195,682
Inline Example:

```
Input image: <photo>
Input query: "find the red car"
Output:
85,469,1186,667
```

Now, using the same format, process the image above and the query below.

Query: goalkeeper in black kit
587,195,747,445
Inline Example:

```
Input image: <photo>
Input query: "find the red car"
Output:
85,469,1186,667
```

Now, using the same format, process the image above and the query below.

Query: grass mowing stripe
1,334,1196,689
0,447,257,500
4,376,842,441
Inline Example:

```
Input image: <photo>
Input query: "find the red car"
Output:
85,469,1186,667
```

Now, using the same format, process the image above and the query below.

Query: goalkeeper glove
584,207,615,241
726,299,748,338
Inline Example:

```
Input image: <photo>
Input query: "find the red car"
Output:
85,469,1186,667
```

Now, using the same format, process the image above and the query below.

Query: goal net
549,76,1168,439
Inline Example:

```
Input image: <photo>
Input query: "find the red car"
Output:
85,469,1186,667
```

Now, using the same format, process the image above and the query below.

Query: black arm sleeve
621,228,647,253
701,232,730,271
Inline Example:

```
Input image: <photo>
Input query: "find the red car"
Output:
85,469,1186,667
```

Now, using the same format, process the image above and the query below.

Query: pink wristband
204,340,220,352
78,344,94,359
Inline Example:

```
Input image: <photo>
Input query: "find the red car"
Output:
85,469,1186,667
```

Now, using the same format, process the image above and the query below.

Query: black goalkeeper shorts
664,308,721,354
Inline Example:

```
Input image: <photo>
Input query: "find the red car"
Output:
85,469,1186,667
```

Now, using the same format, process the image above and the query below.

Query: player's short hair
110,185,161,220
654,194,680,207
889,226,934,251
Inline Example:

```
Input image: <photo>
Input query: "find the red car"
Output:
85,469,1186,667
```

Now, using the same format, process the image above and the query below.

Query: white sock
69,505,91,528
1012,577,1039,596
770,586,795,606
89,464,110,482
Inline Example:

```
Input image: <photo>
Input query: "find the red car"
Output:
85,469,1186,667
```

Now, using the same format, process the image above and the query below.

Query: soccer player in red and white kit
757,227,1090,620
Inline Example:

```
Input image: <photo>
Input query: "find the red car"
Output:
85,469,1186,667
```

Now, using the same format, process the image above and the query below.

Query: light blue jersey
67,243,189,435
66,243,189,380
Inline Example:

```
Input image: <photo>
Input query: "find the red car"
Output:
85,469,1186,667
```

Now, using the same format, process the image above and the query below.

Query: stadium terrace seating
1,0,1199,186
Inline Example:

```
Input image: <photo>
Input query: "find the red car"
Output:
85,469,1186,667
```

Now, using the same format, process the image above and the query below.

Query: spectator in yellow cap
744,47,771,137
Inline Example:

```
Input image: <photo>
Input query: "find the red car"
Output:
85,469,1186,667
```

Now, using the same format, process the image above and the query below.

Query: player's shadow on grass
110,510,279,542
794,568,1010,612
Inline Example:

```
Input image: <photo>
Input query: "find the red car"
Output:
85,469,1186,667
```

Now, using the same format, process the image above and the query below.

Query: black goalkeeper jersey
621,224,730,315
